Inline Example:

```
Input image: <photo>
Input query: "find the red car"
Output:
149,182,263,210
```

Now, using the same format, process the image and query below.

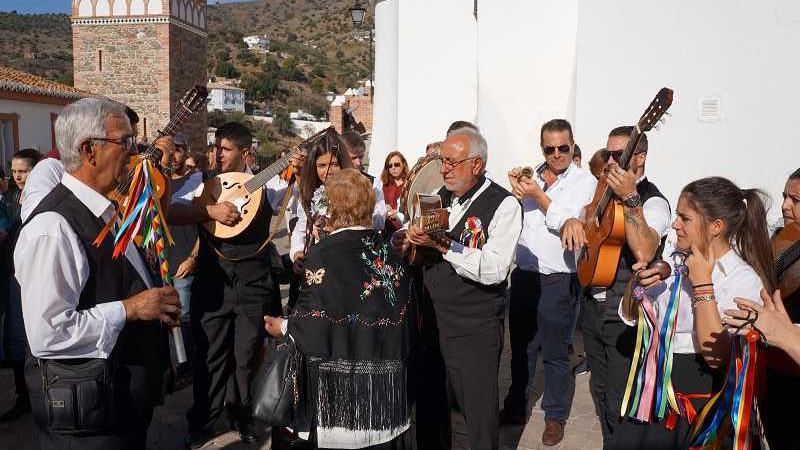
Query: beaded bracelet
692,294,717,307
693,287,715,296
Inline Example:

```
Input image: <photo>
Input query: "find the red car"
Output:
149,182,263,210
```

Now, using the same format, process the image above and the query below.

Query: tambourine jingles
400,155,444,222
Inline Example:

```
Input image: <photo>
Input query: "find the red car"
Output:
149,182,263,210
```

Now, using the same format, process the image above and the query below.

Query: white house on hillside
207,82,245,113
243,35,269,51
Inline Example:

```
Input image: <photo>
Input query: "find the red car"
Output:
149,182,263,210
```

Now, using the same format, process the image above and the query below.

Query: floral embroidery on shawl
359,235,405,305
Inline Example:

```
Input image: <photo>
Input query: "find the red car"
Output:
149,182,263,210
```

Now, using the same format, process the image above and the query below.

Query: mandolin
576,88,673,287
200,127,335,239
405,193,450,266
109,85,209,206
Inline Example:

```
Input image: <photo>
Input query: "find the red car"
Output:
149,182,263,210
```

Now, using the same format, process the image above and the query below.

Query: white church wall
370,0,399,173
477,0,578,186
575,0,800,221
369,0,478,177
0,99,63,154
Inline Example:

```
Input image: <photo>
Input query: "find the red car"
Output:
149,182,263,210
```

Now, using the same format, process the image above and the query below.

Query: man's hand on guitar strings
560,218,587,252
408,225,450,254
289,150,306,173
153,136,176,169
207,201,241,226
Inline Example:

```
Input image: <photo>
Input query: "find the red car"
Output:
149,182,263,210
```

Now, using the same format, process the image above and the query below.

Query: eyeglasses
388,162,403,168
92,136,135,150
543,144,571,156
442,156,478,171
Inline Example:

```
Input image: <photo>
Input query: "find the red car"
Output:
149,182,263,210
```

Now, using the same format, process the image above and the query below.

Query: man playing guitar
560,126,671,446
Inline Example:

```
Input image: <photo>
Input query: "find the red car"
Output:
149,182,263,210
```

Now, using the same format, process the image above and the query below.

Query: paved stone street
0,232,603,449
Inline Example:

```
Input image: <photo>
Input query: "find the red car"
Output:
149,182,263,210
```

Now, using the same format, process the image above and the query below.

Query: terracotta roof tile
0,65,90,100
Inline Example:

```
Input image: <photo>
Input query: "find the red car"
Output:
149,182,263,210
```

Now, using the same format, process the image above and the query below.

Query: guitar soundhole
243,209,248,214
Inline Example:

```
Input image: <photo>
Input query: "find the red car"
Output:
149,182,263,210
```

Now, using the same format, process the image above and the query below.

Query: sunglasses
603,150,646,163
543,144,571,156
388,162,403,168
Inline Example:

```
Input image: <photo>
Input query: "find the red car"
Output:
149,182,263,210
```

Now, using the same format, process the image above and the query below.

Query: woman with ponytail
614,176,771,449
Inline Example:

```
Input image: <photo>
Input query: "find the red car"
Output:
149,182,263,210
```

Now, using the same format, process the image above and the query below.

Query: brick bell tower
72,0,208,151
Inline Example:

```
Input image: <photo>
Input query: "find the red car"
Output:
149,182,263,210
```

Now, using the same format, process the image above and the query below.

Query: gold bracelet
692,294,717,307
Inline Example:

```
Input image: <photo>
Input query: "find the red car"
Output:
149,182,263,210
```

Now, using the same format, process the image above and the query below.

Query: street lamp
349,2,373,99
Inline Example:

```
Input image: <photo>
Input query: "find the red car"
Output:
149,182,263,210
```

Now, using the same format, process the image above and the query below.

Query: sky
0,0,251,14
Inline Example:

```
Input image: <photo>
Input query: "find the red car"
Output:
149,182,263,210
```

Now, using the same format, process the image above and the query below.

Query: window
98,49,103,72
0,113,20,170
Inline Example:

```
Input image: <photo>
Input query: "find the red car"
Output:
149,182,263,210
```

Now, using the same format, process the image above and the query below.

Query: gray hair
447,127,488,170
56,98,128,172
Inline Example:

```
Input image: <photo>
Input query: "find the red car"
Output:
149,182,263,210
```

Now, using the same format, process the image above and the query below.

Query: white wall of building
575,0,800,220
207,87,245,113
372,0,799,221
478,0,578,183
369,0,477,177
0,99,62,161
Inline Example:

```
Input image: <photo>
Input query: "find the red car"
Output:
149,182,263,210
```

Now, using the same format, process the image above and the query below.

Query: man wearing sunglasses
561,126,671,446
503,119,597,446
396,128,522,450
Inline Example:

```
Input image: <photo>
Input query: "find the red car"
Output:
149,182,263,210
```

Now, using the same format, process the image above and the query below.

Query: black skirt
606,353,722,450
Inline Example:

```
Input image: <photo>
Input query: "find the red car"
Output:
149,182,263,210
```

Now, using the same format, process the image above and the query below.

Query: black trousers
607,353,719,450
187,300,265,433
25,357,154,450
581,295,636,444
504,270,577,422
439,326,502,450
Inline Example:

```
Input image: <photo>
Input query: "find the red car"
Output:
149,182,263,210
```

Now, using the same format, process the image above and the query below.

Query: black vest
423,180,516,339
25,183,168,405
194,172,276,305
601,178,669,320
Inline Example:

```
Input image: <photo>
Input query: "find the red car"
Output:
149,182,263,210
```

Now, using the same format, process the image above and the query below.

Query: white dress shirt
442,178,523,285
20,158,65,222
516,162,597,274
15,173,154,359
619,249,764,354
290,181,387,260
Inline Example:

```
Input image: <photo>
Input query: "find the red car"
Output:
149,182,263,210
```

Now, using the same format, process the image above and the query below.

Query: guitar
774,222,800,300
406,193,450,266
201,127,335,239
110,85,209,205
576,88,673,287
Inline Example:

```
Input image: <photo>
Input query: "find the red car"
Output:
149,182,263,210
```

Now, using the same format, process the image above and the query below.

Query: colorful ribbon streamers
688,331,760,450
459,216,485,249
620,255,685,424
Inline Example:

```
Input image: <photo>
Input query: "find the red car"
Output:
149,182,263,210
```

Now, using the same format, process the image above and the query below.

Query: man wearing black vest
400,128,522,450
561,126,671,447
169,123,298,448
15,98,181,449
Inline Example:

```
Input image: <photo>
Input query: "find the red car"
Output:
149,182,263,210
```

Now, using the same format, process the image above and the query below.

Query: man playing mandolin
168,123,303,448
395,127,522,450
560,126,671,446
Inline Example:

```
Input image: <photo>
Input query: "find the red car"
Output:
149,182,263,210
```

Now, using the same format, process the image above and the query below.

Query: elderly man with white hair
15,98,181,449
396,127,522,450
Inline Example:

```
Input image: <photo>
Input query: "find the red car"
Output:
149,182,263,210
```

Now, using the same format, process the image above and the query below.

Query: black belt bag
39,358,117,435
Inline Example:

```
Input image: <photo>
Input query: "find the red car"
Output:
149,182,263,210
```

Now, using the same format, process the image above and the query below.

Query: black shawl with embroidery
288,229,412,439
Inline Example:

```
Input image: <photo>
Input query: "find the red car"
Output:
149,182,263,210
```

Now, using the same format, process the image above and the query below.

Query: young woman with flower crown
613,176,776,450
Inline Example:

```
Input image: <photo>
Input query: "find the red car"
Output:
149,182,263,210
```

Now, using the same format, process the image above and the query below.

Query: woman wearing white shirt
614,177,775,450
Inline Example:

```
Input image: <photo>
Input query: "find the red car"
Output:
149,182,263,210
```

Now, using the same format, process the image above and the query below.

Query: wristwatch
622,193,642,208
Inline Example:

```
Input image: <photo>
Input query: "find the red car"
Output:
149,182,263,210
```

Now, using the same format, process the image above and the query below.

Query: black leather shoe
237,423,260,444
0,396,31,423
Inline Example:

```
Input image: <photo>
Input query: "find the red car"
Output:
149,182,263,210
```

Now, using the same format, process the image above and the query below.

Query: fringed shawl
288,229,412,448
